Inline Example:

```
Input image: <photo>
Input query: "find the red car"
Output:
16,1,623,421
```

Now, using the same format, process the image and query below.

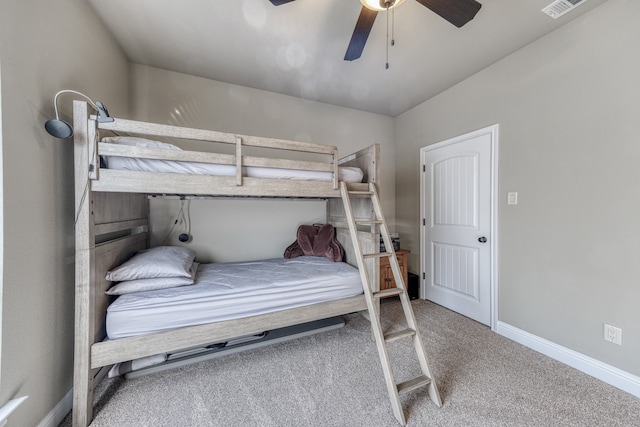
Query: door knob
478,236,487,243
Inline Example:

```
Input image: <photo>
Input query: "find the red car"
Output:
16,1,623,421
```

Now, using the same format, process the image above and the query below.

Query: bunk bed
71,101,381,427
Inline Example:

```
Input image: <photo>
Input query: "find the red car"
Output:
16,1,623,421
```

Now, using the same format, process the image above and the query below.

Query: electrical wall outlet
604,324,622,345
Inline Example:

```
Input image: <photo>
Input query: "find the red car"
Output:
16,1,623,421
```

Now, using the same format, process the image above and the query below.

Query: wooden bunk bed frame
71,101,381,427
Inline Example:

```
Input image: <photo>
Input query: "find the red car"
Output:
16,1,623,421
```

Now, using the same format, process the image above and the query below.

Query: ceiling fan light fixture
360,0,405,12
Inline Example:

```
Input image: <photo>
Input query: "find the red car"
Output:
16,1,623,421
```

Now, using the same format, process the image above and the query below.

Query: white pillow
106,263,199,295
106,246,197,282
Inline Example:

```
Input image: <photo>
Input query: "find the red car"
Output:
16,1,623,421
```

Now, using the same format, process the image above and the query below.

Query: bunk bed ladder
340,181,442,426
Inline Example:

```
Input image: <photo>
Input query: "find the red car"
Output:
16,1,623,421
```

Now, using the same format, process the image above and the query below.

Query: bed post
72,101,96,427
332,146,339,190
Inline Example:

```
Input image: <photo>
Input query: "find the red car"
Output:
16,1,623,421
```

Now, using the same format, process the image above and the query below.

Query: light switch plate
507,192,518,205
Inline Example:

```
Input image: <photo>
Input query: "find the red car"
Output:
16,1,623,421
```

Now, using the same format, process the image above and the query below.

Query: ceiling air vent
542,0,589,19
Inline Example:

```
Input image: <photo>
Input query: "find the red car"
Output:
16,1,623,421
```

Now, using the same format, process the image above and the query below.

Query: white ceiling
88,0,608,117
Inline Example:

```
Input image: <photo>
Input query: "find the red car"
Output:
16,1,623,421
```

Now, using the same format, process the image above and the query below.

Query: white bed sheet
106,256,363,339
106,155,364,182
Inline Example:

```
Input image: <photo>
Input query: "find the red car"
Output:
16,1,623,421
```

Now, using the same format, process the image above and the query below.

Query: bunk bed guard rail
75,101,340,193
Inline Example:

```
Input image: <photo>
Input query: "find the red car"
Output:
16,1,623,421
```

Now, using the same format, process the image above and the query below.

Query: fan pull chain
385,5,390,69
385,5,396,70
391,5,396,47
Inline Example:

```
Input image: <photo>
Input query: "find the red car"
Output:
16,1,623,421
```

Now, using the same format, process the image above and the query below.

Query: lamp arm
52,90,99,119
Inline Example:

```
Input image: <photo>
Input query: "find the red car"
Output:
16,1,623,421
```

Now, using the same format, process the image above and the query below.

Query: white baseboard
497,321,640,398
37,388,72,427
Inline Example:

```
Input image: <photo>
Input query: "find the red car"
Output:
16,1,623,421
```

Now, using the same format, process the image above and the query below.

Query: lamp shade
44,118,74,139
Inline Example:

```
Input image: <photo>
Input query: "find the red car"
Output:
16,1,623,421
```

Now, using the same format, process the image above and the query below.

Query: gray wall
395,0,640,376
0,1,130,425
130,64,396,262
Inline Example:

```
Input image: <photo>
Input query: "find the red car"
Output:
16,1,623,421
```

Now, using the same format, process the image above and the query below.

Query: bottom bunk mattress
106,256,363,340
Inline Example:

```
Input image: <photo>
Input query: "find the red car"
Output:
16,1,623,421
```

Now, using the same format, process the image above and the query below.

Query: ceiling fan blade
269,0,296,5
415,0,482,28
344,7,378,61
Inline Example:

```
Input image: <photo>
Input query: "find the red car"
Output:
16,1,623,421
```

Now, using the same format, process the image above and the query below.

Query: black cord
160,198,191,245
74,179,89,225
75,132,97,225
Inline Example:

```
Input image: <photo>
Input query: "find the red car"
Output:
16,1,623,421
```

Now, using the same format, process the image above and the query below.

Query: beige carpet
61,300,640,426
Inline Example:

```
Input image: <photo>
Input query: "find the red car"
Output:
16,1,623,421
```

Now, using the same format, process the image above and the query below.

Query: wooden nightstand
380,249,410,292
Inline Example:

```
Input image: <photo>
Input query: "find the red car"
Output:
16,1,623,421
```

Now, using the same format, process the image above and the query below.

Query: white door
420,125,497,327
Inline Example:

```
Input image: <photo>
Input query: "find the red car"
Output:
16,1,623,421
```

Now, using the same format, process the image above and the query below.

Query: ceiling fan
268,0,482,61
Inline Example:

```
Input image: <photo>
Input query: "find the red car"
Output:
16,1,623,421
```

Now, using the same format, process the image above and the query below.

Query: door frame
419,124,499,331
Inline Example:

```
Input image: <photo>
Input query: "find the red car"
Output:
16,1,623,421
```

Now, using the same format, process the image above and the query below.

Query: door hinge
423,164,426,172
422,272,426,280
423,218,426,226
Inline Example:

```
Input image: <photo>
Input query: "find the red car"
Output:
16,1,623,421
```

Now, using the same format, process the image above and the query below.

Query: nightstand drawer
379,249,410,292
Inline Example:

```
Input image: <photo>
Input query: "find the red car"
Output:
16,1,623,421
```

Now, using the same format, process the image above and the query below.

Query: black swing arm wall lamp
44,89,114,139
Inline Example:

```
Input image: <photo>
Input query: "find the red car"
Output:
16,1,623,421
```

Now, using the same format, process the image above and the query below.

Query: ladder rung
348,190,374,196
355,220,382,226
384,328,416,343
373,288,403,299
397,375,431,396
363,252,393,260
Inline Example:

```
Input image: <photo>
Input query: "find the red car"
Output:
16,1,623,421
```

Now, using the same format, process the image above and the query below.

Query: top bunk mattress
102,136,364,183
106,256,363,340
